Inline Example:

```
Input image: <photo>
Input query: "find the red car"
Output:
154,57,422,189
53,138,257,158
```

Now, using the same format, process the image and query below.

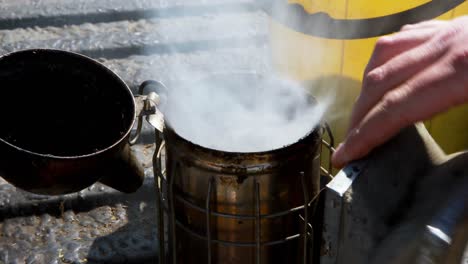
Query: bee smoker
138,75,334,264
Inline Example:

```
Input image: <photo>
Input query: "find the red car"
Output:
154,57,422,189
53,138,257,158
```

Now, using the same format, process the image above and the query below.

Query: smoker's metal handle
129,80,167,145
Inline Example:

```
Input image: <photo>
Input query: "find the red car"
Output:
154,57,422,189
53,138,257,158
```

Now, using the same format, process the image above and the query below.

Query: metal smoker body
137,80,333,264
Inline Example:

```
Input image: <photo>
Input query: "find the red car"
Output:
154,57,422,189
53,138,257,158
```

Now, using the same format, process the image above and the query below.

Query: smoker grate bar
321,167,333,180
205,177,214,264
173,191,311,220
322,123,335,177
174,219,306,247
300,172,309,264
255,180,261,264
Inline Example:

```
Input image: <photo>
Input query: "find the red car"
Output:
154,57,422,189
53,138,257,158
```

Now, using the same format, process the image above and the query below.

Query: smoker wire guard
130,80,335,264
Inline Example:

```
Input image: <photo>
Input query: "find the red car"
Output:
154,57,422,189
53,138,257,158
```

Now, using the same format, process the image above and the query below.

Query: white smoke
149,2,333,152
162,73,330,152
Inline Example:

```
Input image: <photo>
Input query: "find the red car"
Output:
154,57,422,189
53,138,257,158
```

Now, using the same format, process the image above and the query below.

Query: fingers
351,22,449,132
364,27,442,76
348,34,448,131
333,18,468,168
350,27,445,131
332,56,468,168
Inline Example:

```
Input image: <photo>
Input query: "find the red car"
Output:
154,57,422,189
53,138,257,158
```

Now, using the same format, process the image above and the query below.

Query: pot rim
163,122,322,175
164,120,322,156
0,48,136,160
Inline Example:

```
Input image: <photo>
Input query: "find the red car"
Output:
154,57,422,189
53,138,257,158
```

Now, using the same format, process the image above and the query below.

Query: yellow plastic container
270,0,468,154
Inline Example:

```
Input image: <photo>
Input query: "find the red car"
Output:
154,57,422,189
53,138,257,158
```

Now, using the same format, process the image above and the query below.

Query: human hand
332,16,468,168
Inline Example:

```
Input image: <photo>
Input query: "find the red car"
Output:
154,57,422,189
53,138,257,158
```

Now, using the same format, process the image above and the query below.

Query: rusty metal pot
0,49,145,195
143,74,332,264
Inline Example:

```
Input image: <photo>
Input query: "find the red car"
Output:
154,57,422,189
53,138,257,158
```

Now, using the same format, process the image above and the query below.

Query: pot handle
98,143,145,193
129,80,167,145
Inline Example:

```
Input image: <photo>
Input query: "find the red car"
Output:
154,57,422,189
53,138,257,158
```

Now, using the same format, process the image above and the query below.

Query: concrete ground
0,0,271,263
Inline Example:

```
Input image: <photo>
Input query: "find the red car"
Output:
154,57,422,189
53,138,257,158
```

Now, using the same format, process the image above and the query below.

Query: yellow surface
271,1,468,154
288,0,434,19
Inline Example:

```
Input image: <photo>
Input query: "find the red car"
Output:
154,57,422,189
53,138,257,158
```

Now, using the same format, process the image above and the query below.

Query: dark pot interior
0,49,135,157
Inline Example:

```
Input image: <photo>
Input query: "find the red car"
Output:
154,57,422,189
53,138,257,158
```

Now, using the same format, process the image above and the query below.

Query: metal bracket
321,122,335,180
129,80,167,145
